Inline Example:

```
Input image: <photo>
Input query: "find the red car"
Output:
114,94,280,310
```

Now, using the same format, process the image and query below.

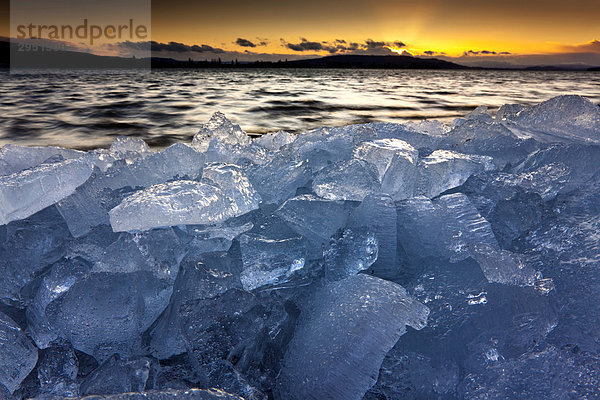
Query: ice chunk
312,159,380,201
353,139,418,181
27,257,92,348
416,150,494,198
37,341,79,398
254,130,295,150
509,95,600,144
275,274,429,400
239,234,307,291
79,354,151,396
93,228,186,283
179,289,289,395
77,388,246,399
192,112,252,151
0,206,70,303
109,181,236,232
275,194,357,249
148,257,242,360
353,138,418,200
0,311,38,394
323,228,378,281
109,137,151,160
0,144,84,176
347,193,398,279
46,272,172,361
183,221,253,256
202,163,261,216
247,158,312,205
0,157,93,225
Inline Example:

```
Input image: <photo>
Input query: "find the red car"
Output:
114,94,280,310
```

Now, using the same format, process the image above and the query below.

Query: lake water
1,68,599,149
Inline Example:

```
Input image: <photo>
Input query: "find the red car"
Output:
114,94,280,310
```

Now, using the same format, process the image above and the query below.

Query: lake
1,68,599,149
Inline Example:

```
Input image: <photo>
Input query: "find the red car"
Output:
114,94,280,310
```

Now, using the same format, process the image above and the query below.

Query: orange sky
148,0,600,56
3,0,600,62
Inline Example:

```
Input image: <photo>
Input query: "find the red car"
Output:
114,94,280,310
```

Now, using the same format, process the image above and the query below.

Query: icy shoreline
1,95,600,399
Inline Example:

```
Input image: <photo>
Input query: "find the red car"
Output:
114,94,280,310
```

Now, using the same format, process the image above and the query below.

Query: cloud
557,39,600,53
281,38,407,54
235,38,256,48
462,49,511,56
147,41,225,54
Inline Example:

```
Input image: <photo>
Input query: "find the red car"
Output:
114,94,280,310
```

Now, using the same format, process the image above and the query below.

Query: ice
192,112,252,151
0,144,84,176
0,157,93,225
239,234,307,291
78,388,245,399
0,311,38,394
254,130,295,150
347,193,398,279
46,272,173,361
109,181,237,232
416,150,495,198
148,256,242,361
506,95,600,144
109,137,151,160
275,194,357,249
275,274,429,400
0,206,70,303
312,159,380,201
79,354,151,396
36,341,79,398
179,289,289,396
353,138,418,200
323,228,378,281
2,97,599,397
202,163,261,216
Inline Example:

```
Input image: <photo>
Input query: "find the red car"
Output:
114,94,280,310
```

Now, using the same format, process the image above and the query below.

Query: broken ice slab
179,289,289,394
353,138,418,181
109,137,151,160
79,354,151,396
148,257,242,360
0,157,93,225
0,205,70,303
202,163,261,216
416,150,495,198
347,193,398,280
192,112,252,152
246,157,312,205
353,138,418,200
323,228,378,281
442,119,538,168
239,234,307,291
506,95,600,144
109,180,236,232
470,244,538,286
182,221,253,257
365,122,447,152
312,159,380,201
0,144,84,176
46,271,173,361
275,194,357,250
93,228,186,283
27,257,93,349
0,311,38,394
36,341,79,398
275,274,429,400
253,130,295,151
78,388,246,399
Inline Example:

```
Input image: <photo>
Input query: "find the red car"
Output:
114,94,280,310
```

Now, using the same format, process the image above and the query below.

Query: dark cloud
281,38,407,54
235,38,256,47
423,50,435,55
463,49,511,56
148,41,225,54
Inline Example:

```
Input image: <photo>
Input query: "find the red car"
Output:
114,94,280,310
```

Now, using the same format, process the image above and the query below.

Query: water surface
1,68,599,149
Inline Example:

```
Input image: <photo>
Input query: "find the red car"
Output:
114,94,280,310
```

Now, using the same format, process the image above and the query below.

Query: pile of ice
1,96,600,399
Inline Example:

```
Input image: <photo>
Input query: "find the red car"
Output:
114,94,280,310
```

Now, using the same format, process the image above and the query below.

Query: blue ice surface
0,95,599,398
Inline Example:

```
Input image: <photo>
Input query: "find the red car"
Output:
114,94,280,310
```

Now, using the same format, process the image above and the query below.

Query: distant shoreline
2,40,599,72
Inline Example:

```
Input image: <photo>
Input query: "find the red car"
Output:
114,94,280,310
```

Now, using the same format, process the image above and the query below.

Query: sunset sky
3,0,600,66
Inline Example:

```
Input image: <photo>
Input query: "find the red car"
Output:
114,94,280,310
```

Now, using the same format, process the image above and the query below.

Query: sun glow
384,46,412,55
